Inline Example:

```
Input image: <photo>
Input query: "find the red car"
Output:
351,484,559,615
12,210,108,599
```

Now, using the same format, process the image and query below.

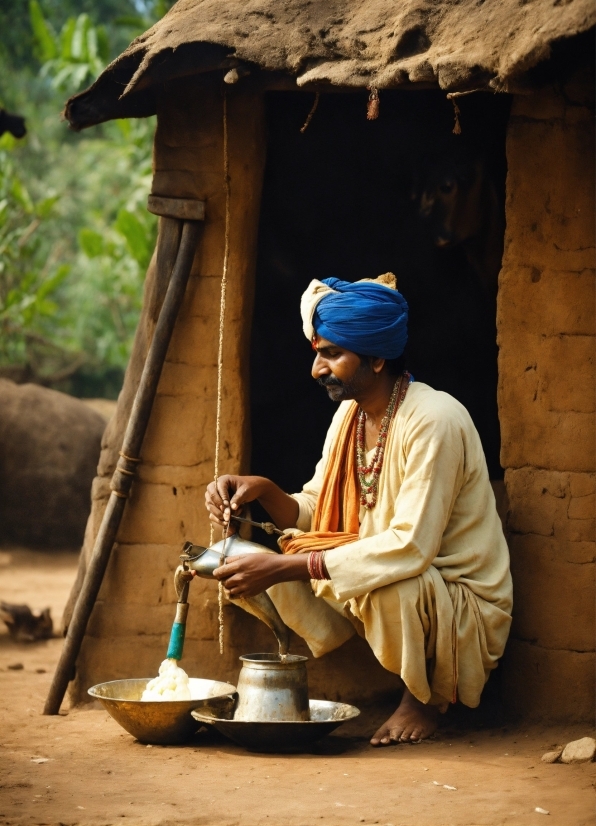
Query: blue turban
306,277,408,360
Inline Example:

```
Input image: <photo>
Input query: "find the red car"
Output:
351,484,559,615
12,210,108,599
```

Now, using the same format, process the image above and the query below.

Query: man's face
311,335,374,402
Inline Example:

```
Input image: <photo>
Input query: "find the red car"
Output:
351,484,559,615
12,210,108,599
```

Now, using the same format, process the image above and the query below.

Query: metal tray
192,699,360,752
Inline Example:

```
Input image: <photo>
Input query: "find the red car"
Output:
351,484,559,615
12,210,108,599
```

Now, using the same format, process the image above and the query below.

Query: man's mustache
317,375,343,388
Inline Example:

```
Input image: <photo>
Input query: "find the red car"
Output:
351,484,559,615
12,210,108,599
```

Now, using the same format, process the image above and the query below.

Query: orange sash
281,403,361,555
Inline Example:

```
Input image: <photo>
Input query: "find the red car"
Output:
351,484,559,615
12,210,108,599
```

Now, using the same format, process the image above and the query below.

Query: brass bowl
89,678,237,745
192,699,360,752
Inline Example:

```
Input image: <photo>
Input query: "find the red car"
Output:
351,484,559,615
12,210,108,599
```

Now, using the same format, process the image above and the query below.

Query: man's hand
204,475,300,532
205,475,270,530
213,553,310,599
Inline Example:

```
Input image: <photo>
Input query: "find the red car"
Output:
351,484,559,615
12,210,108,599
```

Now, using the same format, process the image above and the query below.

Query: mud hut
60,0,595,723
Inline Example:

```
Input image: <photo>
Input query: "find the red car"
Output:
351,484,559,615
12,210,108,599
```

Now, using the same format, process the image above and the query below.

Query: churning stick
43,201,204,715
230,514,284,536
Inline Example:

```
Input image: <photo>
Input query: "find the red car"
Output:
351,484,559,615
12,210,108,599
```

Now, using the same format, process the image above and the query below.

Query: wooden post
43,211,203,715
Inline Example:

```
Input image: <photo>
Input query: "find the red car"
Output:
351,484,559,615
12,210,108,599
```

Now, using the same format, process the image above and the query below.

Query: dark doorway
249,90,510,506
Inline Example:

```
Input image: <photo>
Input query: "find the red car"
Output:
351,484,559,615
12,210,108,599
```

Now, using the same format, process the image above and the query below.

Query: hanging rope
211,89,231,654
300,92,320,133
451,99,462,135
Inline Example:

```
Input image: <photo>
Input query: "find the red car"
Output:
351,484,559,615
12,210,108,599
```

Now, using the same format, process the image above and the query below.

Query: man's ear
371,357,385,374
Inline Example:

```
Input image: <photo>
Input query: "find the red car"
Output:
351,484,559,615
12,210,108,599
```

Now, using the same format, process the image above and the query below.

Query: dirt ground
0,549,594,826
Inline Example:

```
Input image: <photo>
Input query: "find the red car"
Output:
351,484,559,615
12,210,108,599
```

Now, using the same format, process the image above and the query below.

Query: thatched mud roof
66,0,595,129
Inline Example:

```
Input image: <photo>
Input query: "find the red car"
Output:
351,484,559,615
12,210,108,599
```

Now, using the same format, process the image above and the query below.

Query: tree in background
0,0,143,69
0,1,172,397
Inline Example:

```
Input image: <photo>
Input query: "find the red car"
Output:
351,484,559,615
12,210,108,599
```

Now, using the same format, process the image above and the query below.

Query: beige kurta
268,381,513,707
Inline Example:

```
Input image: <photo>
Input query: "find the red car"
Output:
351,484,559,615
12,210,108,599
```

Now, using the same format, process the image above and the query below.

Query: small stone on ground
560,737,596,764
541,747,563,763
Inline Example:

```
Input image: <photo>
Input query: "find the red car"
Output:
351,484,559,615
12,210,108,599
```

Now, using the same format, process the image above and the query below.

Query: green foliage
0,132,72,374
115,208,153,270
0,3,172,394
0,0,141,70
29,0,57,63
31,2,109,92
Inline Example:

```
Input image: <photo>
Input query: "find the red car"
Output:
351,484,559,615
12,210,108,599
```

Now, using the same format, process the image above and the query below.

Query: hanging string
300,92,320,133
211,89,231,655
448,95,462,135
452,100,462,135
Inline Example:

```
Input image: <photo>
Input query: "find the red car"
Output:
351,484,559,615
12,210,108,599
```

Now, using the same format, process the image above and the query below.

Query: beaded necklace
356,371,411,510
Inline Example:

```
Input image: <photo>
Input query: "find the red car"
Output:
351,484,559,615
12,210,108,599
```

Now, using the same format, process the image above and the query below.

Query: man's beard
317,363,371,402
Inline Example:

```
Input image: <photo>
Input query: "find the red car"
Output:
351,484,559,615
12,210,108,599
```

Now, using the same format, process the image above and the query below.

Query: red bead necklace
356,371,411,510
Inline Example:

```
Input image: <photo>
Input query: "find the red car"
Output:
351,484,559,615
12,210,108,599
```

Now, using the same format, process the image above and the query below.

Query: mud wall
69,75,266,699
69,76,401,706
498,71,595,722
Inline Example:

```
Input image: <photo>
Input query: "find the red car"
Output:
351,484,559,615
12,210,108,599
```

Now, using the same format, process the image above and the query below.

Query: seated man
205,273,512,745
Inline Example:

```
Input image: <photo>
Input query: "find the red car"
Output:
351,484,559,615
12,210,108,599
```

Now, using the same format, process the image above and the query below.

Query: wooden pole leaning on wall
44,202,204,715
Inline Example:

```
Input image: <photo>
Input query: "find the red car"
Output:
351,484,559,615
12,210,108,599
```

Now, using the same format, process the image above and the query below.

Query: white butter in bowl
141,658,191,701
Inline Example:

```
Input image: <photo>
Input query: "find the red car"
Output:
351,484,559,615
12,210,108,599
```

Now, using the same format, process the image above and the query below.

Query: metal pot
234,653,310,722
182,534,274,578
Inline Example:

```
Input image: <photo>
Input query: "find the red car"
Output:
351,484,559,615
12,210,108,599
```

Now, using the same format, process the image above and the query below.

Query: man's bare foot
370,688,439,746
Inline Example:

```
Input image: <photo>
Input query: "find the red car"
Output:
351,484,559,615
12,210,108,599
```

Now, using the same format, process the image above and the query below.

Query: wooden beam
147,195,205,221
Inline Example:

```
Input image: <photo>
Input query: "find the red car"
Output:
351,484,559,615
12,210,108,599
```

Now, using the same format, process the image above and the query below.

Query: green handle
166,622,186,660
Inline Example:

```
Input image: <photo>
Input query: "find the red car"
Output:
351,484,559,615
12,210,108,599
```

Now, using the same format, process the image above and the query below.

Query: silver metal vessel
182,534,291,655
234,653,309,722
